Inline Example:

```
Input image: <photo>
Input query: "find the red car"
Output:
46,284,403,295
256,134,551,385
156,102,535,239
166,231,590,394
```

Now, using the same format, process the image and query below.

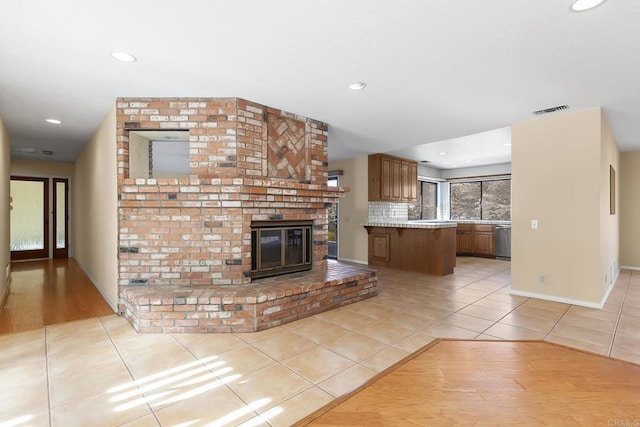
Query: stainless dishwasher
495,225,511,259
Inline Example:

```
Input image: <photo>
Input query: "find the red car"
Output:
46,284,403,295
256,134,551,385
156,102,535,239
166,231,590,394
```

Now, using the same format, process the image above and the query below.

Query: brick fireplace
116,97,378,332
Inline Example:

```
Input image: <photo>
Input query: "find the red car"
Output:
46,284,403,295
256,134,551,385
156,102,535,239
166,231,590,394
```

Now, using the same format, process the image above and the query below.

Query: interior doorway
328,176,339,260
10,176,69,260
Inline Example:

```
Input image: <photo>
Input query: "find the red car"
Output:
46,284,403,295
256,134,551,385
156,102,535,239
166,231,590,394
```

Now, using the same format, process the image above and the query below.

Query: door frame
10,176,50,260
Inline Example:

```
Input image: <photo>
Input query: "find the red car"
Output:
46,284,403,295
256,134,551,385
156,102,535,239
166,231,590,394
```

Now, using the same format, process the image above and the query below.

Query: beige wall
0,118,10,307
129,133,149,179
599,113,620,293
620,151,640,268
73,106,118,310
328,156,369,264
11,158,74,178
512,107,619,306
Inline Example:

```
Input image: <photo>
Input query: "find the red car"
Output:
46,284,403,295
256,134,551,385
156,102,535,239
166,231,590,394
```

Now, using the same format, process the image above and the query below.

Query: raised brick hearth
115,97,378,332
122,262,377,333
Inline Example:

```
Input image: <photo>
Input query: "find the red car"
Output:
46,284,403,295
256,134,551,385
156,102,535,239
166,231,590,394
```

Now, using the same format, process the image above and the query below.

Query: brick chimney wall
115,98,344,312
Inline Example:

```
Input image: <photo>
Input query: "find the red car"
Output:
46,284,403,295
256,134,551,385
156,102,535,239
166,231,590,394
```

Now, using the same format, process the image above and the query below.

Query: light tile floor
1,257,640,426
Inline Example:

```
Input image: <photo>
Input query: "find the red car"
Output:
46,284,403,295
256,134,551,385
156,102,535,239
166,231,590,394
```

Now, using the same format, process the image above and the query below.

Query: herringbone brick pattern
267,114,307,179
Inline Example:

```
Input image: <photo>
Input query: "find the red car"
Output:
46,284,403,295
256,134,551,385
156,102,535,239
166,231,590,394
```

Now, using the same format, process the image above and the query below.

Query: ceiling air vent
532,105,569,115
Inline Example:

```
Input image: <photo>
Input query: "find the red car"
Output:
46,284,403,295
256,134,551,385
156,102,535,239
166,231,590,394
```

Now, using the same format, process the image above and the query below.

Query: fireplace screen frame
251,221,313,279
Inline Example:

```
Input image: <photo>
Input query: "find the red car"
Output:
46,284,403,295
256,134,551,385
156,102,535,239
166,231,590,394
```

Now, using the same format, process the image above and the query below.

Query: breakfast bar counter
363,222,457,276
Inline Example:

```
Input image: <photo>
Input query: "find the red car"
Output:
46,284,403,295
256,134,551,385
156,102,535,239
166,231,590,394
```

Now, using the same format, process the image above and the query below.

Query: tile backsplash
368,202,408,223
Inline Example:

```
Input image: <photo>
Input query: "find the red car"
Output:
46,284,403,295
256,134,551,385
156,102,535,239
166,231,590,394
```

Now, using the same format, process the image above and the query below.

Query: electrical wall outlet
539,274,547,285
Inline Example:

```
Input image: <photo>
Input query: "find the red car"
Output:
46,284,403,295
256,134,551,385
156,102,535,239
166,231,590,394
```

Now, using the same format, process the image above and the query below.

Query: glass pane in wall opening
421,182,437,219
409,181,438,220
481,180,511,220
327,176,338,259
56,181,66,249
10,180,45,250
450,182,481,220
129,130,190,179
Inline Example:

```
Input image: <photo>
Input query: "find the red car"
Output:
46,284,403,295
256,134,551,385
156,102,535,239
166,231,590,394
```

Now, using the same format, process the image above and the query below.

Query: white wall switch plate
531,220,538,229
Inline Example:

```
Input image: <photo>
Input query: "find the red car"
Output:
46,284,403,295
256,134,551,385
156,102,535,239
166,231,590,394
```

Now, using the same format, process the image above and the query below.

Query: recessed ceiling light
348,82,367,91
465,160,473,163
110,51,137,62
439,152,447,156
45,119,62,125
504,143,512,146
570,0,606,12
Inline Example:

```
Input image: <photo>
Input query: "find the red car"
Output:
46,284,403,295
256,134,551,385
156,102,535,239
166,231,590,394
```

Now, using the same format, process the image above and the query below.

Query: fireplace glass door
251,222,312,278
259,229,283,270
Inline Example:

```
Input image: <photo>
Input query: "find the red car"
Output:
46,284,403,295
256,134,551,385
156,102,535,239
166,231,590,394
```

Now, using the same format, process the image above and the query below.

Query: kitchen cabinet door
381,156,393,200
474,231,495,257
391,159,402,201
457,231,473,255
408,162,418,201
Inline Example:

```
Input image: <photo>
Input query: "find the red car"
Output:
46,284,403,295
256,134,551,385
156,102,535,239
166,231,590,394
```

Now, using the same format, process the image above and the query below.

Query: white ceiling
1,0,639,166
388,127,512,169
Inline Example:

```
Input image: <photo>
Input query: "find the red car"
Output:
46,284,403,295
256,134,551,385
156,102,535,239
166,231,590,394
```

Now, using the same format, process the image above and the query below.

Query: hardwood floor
299,340,640,426
0,258,114,335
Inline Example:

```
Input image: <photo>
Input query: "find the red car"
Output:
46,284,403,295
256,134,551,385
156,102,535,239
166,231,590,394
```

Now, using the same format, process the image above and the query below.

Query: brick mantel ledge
121,262,377,333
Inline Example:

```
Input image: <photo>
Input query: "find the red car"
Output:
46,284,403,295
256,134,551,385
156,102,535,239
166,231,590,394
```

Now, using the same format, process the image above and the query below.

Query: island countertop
362,221,457,229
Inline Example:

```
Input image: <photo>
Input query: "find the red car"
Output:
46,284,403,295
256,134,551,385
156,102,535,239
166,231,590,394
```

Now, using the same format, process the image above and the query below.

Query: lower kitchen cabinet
456,224,474,255
365,225,456,276
456,224,495,258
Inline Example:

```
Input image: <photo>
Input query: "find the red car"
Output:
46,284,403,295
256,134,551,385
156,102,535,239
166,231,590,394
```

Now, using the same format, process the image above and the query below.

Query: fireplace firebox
251,221,313,279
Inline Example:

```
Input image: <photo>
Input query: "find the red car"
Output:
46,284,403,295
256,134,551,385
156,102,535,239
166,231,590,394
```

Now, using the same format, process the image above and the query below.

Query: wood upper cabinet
369,154,418,202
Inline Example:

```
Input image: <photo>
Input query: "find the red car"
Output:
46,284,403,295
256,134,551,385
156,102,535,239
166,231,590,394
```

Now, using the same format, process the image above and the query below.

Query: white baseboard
512,266,624,310
510,289,603,309
621,265,640,271
337,257,369,265
72,257,118,313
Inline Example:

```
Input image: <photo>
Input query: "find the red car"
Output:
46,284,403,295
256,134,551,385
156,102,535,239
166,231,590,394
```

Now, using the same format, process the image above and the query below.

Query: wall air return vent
533,105,569,115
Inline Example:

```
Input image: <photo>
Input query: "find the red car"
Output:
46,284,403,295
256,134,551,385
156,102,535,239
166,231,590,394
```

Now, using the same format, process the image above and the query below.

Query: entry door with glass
10,177,69,260
10,177,49,260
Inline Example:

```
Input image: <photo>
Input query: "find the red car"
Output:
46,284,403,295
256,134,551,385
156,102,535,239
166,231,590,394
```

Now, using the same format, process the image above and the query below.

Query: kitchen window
408,181,437,220
450,179,511,221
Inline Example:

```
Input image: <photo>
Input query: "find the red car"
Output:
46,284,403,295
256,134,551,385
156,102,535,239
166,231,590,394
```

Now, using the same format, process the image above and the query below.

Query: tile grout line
98,316,162,426
441,282,529,338
608,271,632,358
235,332,334,426
171,333,266,423
541,303,573,342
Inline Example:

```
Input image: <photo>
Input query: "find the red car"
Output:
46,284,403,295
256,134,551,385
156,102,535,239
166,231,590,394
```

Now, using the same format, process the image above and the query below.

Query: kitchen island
363,221,457,276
